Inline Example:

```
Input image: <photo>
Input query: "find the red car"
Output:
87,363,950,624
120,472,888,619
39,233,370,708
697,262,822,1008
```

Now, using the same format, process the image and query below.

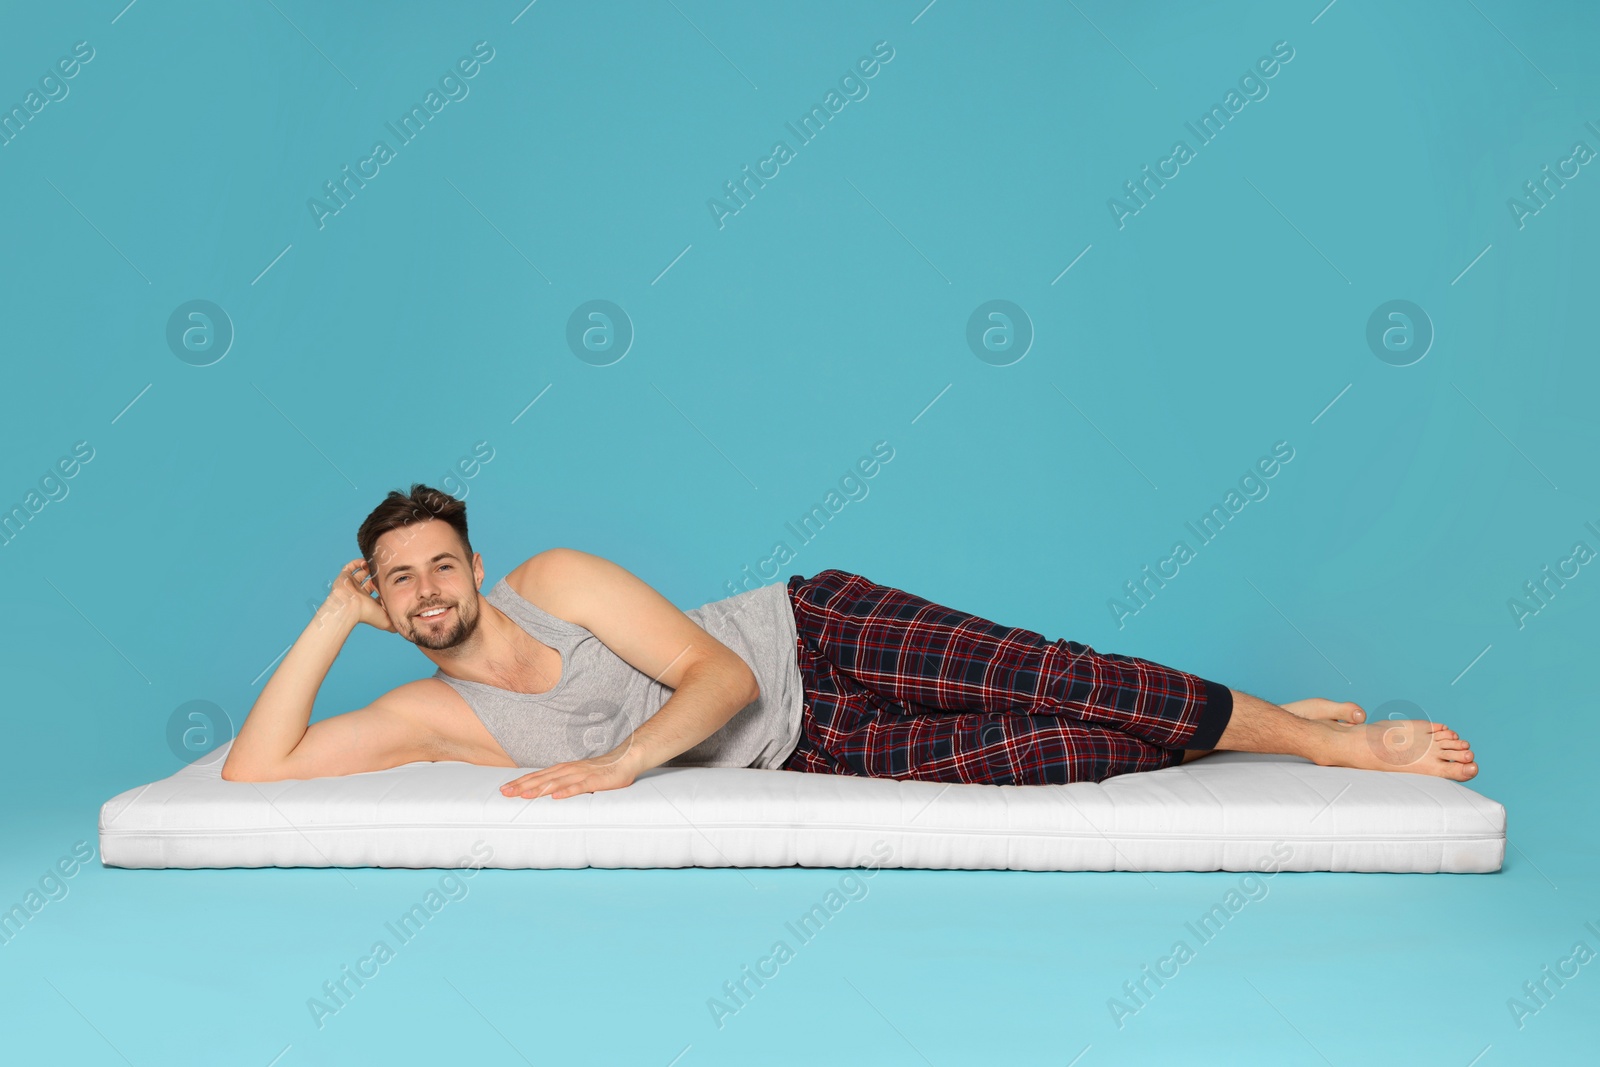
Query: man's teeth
420,608,447,617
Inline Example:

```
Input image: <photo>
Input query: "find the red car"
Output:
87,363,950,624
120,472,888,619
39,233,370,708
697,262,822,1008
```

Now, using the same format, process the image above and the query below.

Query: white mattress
98,741,1506,873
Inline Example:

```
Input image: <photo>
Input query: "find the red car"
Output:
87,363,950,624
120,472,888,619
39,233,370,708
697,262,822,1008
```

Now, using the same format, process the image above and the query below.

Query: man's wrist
606,736,660,777
310,597,362,635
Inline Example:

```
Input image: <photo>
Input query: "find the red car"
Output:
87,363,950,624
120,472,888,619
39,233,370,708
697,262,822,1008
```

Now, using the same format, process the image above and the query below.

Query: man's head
356,484,485,650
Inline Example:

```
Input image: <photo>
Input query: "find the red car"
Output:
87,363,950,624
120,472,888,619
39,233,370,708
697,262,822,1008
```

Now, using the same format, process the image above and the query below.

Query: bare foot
1310,718,1479,781
1282,698,1365,724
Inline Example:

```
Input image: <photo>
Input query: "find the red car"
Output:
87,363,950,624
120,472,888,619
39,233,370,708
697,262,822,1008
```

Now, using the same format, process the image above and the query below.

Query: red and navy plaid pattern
780,569,1234,786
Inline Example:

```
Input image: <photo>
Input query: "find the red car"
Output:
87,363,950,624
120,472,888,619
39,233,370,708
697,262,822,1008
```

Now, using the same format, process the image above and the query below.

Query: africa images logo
307,42,496,230
1107,40,1296,229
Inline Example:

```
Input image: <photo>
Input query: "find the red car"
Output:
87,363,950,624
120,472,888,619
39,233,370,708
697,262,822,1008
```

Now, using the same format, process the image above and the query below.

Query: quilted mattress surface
98,741,1506,873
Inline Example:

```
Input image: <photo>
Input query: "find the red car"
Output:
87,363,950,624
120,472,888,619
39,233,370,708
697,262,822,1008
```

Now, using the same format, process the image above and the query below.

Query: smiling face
370,518,485,651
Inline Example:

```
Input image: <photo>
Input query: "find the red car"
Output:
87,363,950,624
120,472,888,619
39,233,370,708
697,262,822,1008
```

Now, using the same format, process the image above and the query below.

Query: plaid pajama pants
779,569,1235,785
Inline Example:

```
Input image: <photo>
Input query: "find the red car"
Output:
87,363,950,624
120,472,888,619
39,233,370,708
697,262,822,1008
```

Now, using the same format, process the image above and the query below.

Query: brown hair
357,483,474,584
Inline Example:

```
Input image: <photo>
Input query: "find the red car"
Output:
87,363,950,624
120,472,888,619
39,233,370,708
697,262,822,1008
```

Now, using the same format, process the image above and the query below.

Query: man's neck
425,600,553,690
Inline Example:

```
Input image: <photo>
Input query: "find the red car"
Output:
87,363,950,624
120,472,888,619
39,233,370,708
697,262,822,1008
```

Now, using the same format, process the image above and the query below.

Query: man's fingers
506,762,581,788
521,774,586,798
502,774,558,795
502,768,562,791
500,762,623,800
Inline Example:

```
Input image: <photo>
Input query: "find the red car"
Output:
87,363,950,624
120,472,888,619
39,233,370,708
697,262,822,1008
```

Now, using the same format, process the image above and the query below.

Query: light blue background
2,0,1596,1062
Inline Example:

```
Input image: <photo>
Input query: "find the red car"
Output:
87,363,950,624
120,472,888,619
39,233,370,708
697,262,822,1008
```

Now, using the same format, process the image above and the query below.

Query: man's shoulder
370,676,458,715
502,547,596,624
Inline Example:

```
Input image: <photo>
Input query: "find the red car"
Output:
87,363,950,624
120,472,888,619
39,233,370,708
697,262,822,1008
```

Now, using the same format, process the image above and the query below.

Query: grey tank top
432,577,805,770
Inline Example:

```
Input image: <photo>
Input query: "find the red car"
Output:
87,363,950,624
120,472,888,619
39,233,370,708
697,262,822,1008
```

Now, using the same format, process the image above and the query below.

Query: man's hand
500,750,641,800
320,558,395,632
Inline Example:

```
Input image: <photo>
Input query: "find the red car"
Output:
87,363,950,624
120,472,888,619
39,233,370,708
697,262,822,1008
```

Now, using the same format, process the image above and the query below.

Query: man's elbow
697,655,760,705
220,756,288,783
219,762,264,782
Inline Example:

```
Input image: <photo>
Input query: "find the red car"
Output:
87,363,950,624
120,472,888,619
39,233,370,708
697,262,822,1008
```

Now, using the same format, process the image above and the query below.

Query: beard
406,598,478,650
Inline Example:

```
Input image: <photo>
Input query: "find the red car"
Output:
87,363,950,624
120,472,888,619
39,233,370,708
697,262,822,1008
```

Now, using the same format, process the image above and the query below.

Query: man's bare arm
608,658,759,773
221,559,415,782
498,548,759,799
499,654,757,800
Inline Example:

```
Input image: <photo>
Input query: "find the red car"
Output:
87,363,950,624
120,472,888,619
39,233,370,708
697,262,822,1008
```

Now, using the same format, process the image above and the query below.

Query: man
221,484,1478,798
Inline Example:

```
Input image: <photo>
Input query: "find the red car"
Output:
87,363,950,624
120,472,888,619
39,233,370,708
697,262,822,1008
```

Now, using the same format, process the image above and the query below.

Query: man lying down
222,484,1479,799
